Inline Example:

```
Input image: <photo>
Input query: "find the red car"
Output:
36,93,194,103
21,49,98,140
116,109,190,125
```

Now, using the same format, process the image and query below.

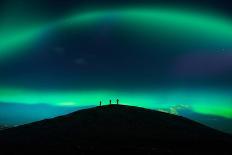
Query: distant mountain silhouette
0,126,8,131
0,105,231,154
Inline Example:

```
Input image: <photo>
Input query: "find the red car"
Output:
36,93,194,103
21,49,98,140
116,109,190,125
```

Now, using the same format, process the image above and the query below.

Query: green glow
0,88,231,119
1,7,232,59
0,27,43,58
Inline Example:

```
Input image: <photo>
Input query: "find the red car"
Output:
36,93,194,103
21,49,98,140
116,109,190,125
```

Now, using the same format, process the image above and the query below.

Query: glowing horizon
0,87,231,119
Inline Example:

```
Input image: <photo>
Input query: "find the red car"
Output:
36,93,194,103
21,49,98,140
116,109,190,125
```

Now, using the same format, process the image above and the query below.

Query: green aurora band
1,7,232,58
0,88,231,119
0,7,232,119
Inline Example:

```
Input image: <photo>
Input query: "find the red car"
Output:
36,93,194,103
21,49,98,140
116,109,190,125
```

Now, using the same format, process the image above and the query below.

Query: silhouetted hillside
0,105,231,154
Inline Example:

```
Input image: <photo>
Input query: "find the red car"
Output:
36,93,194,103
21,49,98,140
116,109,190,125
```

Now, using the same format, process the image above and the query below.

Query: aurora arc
1,7,232,59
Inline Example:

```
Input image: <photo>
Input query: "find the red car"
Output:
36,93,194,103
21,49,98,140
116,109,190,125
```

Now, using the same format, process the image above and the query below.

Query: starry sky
0,0,232,133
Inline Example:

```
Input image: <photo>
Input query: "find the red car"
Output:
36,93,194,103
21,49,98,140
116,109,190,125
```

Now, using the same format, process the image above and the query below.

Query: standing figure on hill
99,101,102,106
109,100,112,105
116,99,119,105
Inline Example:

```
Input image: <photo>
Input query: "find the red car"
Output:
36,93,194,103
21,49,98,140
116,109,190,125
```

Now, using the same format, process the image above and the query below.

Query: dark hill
0,105,231,154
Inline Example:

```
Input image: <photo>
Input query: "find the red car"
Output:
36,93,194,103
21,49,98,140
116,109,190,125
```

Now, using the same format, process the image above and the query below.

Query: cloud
158,104,191,115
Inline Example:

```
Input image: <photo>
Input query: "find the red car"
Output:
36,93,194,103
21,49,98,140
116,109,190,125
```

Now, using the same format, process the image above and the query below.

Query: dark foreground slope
0,105,231,154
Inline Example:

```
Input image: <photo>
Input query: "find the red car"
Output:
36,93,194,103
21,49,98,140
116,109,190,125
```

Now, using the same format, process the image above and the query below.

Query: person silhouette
100,101,102,106
109,100,112,105
116,99,119,105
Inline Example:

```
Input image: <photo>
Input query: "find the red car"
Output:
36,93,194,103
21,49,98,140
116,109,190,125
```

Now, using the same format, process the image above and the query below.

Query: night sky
0,0,232,133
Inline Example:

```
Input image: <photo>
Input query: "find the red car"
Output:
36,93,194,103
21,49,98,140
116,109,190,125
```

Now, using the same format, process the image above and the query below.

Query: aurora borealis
0,0,232,133
1,7,232,58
